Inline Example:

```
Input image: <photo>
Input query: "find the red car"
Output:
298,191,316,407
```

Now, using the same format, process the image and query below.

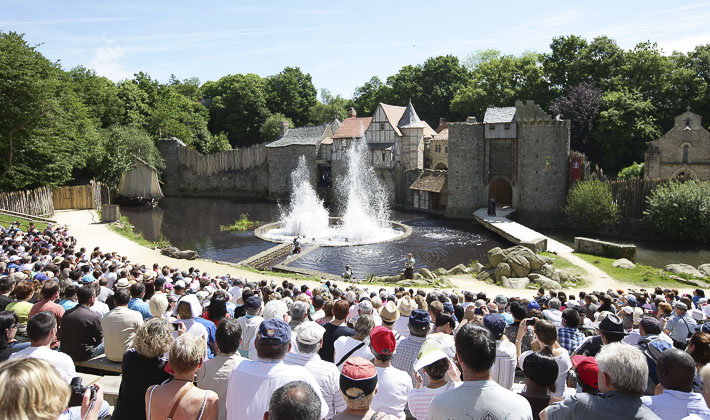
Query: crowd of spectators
1,219,710,419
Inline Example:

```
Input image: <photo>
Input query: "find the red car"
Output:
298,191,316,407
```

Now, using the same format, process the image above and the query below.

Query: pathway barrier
473,208,573,253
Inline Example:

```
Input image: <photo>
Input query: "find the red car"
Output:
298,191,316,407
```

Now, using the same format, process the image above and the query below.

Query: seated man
285,321,346,418
334,357,398,420
196,318,245,420
59,285,104,361
641,348,710,419
225,318,328,420
428,324,532,420
369,326,412,419
10,311,75,382
101,289,143,362
541,343,660,420
266,381,323,420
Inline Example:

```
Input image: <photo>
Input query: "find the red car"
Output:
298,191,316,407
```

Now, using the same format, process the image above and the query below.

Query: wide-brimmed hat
380,301,400,323
598,313,626,335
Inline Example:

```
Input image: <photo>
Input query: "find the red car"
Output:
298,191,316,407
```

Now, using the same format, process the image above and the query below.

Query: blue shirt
195,317,216,359
58,299,78,311
127,298,151,320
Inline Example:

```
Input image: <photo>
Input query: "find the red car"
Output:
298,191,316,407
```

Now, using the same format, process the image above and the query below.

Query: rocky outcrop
419,268,435,280
477,245,579,290
664,264,705,279
160,246,199,260
612,258,635,269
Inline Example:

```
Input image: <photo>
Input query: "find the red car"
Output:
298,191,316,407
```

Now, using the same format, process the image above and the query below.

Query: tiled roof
433,127,448,141
410,171,448,193
332,117,372,139
265,123,331,148
380,103,406,136
435,122,449,133
421,121,438,139
484,107,517,123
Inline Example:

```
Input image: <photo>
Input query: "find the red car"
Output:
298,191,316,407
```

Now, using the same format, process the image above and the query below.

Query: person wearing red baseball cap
570,354,600,395
334,357,396,420
368,326,412,420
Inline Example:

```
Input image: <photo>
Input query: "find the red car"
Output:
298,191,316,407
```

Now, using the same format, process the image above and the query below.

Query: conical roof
398,100,426,129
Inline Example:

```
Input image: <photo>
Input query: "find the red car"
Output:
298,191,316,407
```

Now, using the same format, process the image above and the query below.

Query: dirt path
52,210,689,297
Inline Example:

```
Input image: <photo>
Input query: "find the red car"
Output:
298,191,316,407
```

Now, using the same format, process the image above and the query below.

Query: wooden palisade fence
52,181,103,211
0,186,54,217
607,178,665,219
177,144,266,177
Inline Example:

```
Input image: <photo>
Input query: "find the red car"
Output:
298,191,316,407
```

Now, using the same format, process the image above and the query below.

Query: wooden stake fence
177,144,266,177
0,187,54,217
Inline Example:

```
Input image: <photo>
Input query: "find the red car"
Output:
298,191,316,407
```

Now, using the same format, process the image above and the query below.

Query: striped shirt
284,352,346,419
491,339,516,390
407,381,462,420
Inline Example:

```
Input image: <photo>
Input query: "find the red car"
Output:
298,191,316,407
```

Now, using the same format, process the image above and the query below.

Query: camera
69,377,97,407
525,318,537,326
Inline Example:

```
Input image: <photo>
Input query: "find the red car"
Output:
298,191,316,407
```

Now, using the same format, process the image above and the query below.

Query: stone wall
516,119,570,225
158,138,270,197
267,145,317,199
445,123,486,218
574,237,637,262
645,111,710,180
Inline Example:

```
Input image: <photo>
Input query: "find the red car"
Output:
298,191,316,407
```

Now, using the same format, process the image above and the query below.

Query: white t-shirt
103,272,117,289
333,336,373,369
174,318,208,342
225,359,328,420
519,349,572,397
428,380,532,420
393,316,410,339
228,286,242,303
641,389,710,420
370,366,413,420
90,300,110,318
97,286,113,303
408,381,462,420
10,345,76,383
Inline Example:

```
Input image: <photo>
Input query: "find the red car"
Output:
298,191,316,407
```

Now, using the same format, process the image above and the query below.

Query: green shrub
617,162,644,179
564,179,620,229
644,180,710,242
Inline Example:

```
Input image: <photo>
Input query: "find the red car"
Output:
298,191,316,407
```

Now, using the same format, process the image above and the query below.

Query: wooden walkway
473,208,573,253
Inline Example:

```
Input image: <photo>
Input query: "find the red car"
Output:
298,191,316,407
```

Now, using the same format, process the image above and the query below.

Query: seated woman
517,319,572,398
0,311,30,361
687,332,710,393
334,315,375,370
0,357,105,420
145,334,218,420
519,351,559,420
113,318,173,420
407,343,461,420
6,281,34,337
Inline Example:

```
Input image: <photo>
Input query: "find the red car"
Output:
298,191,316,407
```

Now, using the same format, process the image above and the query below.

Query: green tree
353,76,388,116
645,180,710,243
451,52,550,120
592,88,660,172
542,35,590,91
0,32,66,189
93,125,164,187
266,67,317,127
260,113,293,142
564,179,620,229
309,89,353,124
203,73,271,147
67,66,123,128
116,79,152,128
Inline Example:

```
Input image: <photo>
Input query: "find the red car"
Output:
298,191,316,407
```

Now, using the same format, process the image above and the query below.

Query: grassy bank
0,213,49,231
108,217,170,249
574,252,705,287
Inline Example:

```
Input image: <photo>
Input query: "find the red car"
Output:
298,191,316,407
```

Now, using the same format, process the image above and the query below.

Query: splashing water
264,142,403,245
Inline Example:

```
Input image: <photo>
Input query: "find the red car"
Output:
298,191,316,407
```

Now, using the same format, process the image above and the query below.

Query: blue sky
2,1,710,98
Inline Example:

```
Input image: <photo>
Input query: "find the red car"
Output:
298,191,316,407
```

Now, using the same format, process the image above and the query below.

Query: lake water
120,197,510,277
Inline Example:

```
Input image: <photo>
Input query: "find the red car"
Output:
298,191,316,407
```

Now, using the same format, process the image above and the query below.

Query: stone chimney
466,116,477,123
280,121,289,136
348,107,357,118
439,117,446,126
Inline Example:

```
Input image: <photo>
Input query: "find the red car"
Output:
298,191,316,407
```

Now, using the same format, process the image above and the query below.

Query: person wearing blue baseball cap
225,318,328,420
484,313,516,390
392,309,431,388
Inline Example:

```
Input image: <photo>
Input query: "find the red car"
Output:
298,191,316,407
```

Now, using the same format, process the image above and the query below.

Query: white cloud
88,42,132,81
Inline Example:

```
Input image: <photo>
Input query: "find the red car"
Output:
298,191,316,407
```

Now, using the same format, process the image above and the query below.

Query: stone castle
158,100,570,223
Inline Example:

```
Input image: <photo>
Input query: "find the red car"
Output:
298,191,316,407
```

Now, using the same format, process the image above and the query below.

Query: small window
445,146,448,154
489,124,495,130
504,123,511,129
683,145,689,163
379,122,385,130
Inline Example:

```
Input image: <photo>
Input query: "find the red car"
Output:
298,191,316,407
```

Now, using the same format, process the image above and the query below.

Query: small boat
115,156,164,207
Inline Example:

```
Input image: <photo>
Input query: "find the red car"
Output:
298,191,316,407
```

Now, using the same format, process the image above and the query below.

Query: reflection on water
543,230,710,268
120,198,510,275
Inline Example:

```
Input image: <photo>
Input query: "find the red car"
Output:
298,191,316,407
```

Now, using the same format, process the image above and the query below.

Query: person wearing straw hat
393,296,415,339
407,338,461,420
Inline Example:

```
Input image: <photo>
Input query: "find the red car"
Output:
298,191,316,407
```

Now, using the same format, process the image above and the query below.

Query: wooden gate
488,178,512,207
53,185,96,210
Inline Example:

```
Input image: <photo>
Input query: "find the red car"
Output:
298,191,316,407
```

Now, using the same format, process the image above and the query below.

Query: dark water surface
120,197,510,277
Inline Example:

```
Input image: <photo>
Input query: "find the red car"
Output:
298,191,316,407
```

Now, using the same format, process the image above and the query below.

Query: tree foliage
564,179,620,229
260,114,293,142
550,82,603,158
266,67,317,127
644,180,710,242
